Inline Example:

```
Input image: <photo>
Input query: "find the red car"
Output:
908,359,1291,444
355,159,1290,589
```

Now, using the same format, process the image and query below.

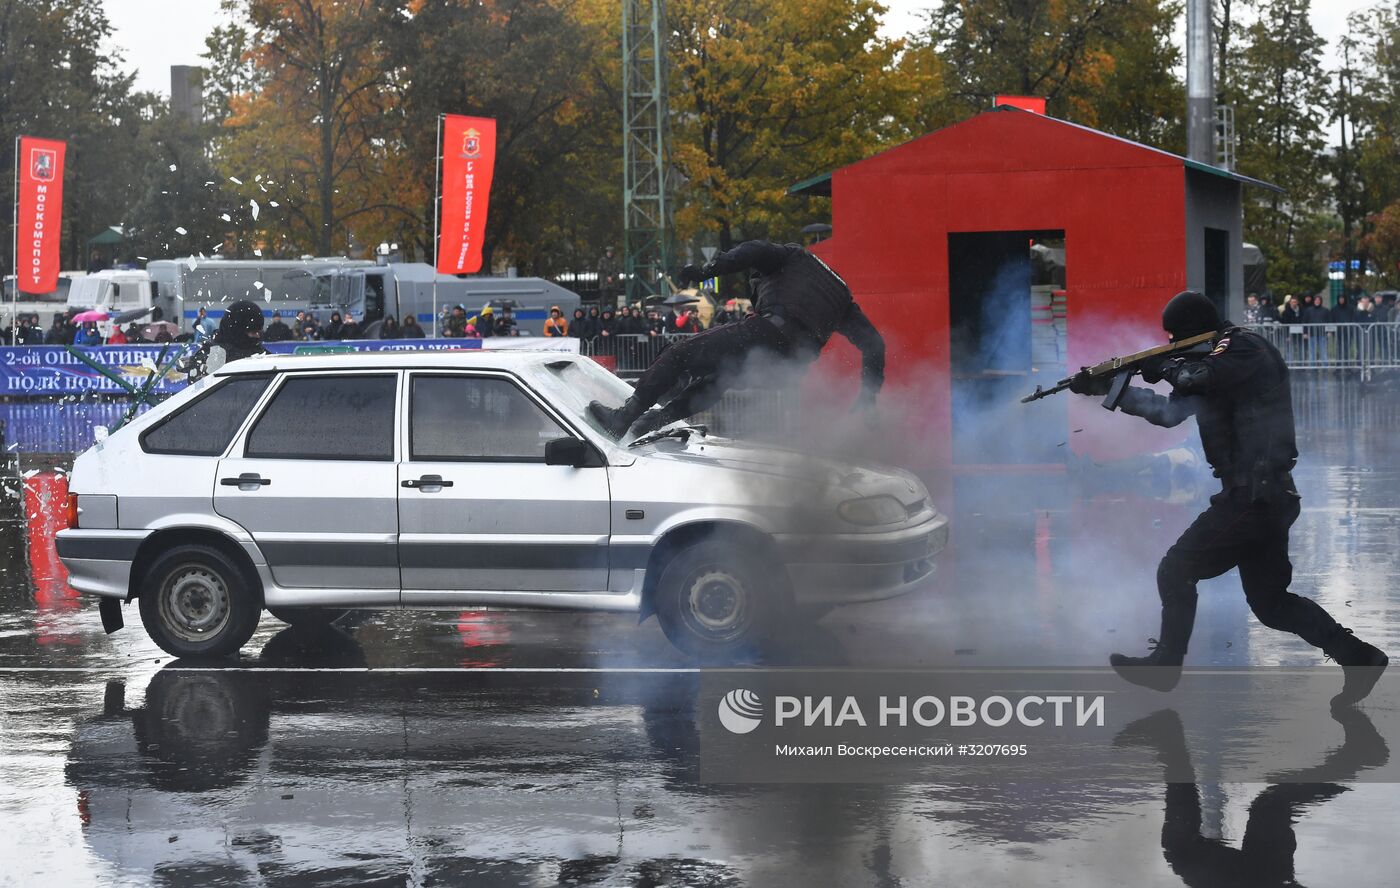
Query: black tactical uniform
588,241,885,438
1074,290,1387,707
1116,707,1387,888
212,300,269,363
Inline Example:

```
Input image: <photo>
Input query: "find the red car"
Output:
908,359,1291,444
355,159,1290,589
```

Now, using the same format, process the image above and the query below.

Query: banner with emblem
14,137,67,294
436,115,496,275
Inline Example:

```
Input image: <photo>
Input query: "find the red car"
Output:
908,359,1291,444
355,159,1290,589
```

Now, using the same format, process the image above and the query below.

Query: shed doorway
949,231,1067,465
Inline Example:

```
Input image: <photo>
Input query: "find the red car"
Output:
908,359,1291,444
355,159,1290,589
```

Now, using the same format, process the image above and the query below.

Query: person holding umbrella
663,293,702,333
71,310,108,346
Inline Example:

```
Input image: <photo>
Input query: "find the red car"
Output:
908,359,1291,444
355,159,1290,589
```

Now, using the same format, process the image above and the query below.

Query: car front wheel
654,538,783,662
137,545,261,658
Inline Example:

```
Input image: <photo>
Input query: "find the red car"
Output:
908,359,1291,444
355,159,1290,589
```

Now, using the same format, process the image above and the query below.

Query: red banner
436,115,496,275
15,137,67,294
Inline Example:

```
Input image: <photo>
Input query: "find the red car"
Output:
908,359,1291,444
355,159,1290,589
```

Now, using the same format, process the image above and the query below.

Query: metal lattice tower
621,0,671,303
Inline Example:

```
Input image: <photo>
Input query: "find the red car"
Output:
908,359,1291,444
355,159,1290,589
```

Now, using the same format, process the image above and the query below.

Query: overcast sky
107,0,1380,97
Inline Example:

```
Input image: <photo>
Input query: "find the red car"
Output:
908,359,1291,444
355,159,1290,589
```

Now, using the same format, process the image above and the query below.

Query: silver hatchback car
56,350,948,659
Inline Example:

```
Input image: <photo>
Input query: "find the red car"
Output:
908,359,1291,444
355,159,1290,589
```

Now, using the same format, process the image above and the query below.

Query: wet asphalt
2,377,1399,887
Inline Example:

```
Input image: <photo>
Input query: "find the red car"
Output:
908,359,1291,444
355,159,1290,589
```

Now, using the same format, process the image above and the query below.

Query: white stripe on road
0,666,1336,675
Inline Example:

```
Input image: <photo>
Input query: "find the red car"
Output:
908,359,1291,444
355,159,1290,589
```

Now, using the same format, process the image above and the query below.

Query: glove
678,264,703,288
1139,355,1184,385
1068,370,1113,397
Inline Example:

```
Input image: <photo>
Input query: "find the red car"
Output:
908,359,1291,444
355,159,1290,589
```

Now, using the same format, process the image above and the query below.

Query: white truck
144,258,582,336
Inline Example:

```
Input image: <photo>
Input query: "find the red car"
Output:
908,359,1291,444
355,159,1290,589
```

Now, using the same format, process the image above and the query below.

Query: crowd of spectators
0,305,433,347
559,298,749,346
1246,291,1400,325
438,303,521,339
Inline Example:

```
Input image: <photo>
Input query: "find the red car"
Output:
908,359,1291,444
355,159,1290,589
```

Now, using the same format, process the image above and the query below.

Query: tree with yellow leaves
666,0,927,251
218,0,411,256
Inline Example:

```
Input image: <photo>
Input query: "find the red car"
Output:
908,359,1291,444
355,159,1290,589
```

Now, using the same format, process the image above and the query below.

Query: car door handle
221,473,271,489
402,475,454,489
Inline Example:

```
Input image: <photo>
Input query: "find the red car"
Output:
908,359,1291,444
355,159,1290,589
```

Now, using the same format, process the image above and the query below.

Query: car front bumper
776,513,950,606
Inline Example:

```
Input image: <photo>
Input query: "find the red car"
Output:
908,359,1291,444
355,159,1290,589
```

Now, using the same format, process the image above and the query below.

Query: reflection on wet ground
1,378,1398,886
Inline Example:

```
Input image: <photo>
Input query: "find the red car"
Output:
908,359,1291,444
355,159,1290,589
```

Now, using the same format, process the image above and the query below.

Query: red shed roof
788,107,1282,196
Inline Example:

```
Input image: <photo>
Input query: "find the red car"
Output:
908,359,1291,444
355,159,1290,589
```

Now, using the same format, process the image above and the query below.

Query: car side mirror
545,437,594,468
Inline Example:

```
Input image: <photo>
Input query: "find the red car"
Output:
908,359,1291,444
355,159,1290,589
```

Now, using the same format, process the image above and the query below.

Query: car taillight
66,493,80,529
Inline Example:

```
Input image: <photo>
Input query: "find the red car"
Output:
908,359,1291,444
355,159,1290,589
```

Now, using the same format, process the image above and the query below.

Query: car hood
628,434,928,503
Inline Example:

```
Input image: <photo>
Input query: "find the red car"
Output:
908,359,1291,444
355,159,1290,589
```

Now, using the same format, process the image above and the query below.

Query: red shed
789,107,1278,487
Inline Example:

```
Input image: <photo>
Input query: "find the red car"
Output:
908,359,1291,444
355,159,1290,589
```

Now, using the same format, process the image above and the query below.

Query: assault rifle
1021,331,1215,408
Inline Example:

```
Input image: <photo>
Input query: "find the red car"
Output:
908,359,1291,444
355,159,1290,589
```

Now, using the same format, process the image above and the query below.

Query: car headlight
838,495,906,526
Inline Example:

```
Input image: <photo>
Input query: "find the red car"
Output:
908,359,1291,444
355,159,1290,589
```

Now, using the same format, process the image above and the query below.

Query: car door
397,372,611,598
214,371,400,597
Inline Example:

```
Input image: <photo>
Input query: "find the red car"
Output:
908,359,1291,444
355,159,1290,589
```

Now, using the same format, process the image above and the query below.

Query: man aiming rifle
1060,289,1388,707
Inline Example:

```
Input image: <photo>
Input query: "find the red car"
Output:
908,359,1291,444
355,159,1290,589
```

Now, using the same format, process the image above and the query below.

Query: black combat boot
1110,601,1194,692
630,402,690,437
1110,641,1186,692
629,409,671,438
1324,629,1389,709
588,398,645,439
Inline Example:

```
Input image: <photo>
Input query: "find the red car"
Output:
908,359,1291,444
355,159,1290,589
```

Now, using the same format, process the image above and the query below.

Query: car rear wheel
654,539,783,662
137,545,260,659
267,606,351,628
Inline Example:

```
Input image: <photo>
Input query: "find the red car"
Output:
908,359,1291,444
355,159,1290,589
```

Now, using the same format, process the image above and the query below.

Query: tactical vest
1195,328,1298,483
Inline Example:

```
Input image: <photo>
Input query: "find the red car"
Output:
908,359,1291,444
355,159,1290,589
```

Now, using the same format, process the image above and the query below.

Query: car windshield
536,357,634,437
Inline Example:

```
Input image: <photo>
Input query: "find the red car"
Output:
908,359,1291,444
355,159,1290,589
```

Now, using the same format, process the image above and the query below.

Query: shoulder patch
1210,337,1231,355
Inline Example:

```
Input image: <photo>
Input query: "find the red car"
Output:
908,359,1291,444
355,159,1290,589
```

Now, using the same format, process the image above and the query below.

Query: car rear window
246,374,396,461
410,375,565,461
141,376,272,456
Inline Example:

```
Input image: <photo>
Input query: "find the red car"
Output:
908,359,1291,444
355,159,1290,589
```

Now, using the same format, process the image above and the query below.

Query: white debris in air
269,201,280,208
220,214,232,222
169,163,178,172
250,199,260,221
137,256,148,261
175,226,188,235
264,288,273,301
229,176,243,185
253,280,264,289
186,257,198,270
254,249,263,257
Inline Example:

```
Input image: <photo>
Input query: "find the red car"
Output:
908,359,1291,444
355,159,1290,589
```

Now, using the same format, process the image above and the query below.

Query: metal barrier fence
1241,323,1400,377
579,333,696,375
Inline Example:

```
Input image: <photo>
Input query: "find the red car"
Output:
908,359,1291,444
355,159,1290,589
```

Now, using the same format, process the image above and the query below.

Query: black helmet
1162,290,1221,340
219,300,265,339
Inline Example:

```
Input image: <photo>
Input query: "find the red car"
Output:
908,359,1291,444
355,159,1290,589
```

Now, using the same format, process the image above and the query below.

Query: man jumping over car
588,240,886,438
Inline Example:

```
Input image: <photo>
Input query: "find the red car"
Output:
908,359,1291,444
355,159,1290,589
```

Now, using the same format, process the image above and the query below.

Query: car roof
215,347,579,376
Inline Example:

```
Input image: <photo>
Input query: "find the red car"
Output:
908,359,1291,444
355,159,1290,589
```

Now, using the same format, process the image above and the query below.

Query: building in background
170,65,204,127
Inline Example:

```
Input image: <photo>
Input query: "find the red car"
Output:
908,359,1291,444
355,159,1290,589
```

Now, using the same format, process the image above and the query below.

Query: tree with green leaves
667,0,922,252
378,0,621,275
912,0,1184,148
0,0,148,272
1232,0,1330,298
